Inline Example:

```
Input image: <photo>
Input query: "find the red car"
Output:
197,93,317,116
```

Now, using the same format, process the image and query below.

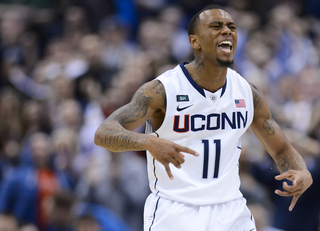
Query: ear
189,35,201,50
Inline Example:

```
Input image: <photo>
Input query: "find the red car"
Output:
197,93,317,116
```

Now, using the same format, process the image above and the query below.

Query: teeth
219,41,232,46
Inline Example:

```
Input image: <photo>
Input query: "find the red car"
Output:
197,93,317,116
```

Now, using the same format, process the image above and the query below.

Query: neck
185,59,227,93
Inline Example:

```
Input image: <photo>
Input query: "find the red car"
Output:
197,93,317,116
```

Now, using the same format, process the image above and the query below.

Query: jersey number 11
202,139,221,178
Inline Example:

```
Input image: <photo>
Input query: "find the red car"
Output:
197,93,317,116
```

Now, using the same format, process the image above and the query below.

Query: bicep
106,80,165,131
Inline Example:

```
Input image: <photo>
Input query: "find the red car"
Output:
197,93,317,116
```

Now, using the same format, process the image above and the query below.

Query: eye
211,25,221,29
228,24,237,30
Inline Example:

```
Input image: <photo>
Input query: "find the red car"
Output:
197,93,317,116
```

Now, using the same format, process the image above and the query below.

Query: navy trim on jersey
153,132,160,190
153,158,158,190
149,194,161,231
180,62,228,99
180,62,205,97
250,214,255,223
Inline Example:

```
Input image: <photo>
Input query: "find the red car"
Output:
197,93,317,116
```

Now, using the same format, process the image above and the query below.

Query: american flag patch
235,99,246,108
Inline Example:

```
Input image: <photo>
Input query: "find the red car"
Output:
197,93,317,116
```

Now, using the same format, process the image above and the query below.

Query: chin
217,58,234,68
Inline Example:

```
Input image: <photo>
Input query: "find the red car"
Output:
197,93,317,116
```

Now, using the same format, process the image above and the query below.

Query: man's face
195,9,237,67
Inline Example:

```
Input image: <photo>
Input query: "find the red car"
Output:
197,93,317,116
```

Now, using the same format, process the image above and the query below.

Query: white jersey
145,62,254,205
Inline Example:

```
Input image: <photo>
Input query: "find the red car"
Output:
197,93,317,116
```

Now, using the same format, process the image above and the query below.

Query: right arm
94,80,199,179
94,80,159,152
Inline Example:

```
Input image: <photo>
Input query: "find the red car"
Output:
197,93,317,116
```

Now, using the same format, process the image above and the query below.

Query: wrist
144,133,158,151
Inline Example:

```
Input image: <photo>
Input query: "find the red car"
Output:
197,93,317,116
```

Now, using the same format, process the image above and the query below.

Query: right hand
146,135,199,179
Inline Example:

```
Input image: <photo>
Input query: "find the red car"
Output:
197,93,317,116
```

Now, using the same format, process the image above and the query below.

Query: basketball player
94,5,312,231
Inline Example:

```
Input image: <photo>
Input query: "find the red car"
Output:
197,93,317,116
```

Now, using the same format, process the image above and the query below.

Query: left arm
249,83,313,211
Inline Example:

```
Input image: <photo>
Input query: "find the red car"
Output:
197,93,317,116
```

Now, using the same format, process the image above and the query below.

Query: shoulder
134,80,165,99
131,80,166,112
156,64,182,82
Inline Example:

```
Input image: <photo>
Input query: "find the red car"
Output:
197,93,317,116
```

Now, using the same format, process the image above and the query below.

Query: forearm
272,146,307,173
94,120,149,152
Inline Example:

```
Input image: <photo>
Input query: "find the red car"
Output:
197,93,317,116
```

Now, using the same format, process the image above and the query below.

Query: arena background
0,0,319,231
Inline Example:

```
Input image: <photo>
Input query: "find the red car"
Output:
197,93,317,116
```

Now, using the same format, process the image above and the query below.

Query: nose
221,25,232,35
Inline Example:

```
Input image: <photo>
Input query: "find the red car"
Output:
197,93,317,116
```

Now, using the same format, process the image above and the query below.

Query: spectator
19,224,39,231
0,132,75,230
74,215,102,231
46,192,75,231
74,202,133,231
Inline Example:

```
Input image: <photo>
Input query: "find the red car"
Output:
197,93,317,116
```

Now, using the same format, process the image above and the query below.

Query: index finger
275,170,297,181
275,172,290,181
177,145,199,157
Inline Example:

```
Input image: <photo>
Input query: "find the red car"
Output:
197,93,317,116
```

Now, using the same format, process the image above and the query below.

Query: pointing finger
275,173,290,181
177,145,199,157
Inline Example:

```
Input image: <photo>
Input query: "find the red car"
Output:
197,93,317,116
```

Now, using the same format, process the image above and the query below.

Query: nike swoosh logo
177,104,193,111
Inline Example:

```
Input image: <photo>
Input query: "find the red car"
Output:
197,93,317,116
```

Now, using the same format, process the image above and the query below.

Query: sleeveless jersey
145,62,254,205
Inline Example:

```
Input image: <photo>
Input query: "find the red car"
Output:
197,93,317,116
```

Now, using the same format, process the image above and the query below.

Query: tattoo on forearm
96,122,147,151
279,157,290,172
278,152,305,173
263,112,275,136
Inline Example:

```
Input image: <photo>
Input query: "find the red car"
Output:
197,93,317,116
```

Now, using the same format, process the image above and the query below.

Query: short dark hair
187,5,227,36
53,192,75,209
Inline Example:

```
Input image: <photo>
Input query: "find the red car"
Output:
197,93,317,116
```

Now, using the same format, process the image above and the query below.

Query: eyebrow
209,21,237,26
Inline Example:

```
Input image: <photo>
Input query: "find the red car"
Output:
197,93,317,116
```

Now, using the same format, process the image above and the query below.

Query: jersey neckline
179,62,227,99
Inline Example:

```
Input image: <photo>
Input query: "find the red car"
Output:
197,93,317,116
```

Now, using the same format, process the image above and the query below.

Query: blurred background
0,0,319,231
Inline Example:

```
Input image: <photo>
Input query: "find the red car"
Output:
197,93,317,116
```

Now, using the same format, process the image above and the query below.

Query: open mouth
218,40,233,53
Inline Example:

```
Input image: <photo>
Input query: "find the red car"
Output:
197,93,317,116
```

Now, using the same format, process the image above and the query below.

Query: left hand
275,169,313,211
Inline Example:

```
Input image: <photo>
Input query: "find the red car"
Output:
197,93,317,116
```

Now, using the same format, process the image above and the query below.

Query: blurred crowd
0,0,319,231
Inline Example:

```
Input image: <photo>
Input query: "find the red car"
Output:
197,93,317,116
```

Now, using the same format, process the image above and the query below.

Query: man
0,132,74,230
94,5,312,231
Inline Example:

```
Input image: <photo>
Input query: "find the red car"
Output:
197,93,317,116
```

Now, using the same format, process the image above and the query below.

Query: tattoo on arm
152,81,166,108
263,112,276,136
279,157,290,172
277,152,305,172
96,122,147,151
95,81,164,152
252,84,262,110
117,84,153,124
249,84,308,173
